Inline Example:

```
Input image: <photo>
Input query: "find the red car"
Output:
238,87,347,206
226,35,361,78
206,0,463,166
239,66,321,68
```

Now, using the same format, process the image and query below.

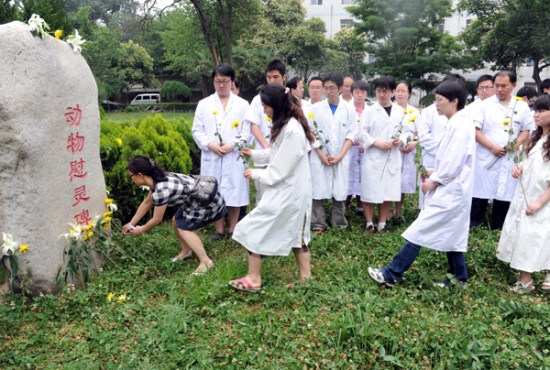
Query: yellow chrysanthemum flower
115,138,122,146
107,292,115,303
265,117,272,122
307,112,315,119
103,216,112,223
212,110,219,115
19,244,29,254
408,115,417,123
103,211,113,218
502,118,511,126
515,96,523,101
116,294,126,304
105,198,113,205
231,121,240,128
54,29,63,39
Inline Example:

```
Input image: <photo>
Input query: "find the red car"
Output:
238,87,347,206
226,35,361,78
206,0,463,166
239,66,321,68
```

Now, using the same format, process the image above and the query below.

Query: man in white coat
469,71,531,230
307,76,324,106
368,79,476,287
244,59,287,204
360,76,406,232
308,72,357,231
192,63,251,240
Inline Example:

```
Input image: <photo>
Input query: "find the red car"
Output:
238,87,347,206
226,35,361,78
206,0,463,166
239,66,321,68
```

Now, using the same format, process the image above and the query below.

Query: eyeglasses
477,86,494,91
214,79,232,86
323,86,338,91
375,89,391,94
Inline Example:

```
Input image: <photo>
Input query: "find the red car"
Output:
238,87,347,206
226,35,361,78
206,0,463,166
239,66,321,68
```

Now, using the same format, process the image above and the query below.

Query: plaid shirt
152,175,225,223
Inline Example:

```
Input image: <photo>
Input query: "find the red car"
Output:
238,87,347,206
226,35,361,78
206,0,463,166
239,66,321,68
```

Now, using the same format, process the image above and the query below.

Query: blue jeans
382,240,468,284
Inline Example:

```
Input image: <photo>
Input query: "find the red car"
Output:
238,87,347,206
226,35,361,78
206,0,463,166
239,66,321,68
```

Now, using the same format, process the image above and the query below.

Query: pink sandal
229,277,261,293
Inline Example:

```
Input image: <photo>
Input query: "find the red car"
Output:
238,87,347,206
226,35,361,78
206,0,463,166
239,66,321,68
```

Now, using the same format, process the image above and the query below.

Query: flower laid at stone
1,232,30,294
27,14,86,53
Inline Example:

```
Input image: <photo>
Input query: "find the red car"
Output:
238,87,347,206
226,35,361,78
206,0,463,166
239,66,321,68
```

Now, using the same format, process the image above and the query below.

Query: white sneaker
368,267,394,287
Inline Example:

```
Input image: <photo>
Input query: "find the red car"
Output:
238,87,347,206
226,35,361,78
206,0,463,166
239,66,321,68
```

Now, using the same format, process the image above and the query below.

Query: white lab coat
360,102,406,203
192,92,251,207
244,94,271,149
402,110,476,252
232,118,311,256
308,100,357,201
400,105,420,194
470,95,531,201
348,104,368,196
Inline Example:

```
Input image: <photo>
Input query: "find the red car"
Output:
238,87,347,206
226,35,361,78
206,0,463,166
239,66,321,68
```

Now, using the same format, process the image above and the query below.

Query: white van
130,93,161,105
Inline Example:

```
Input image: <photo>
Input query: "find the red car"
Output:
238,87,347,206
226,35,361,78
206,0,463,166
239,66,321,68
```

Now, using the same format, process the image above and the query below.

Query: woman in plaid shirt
123,155,226,275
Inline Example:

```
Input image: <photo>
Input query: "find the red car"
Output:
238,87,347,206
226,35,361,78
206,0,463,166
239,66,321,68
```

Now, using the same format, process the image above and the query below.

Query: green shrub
100,114,196,221
161,80,191,101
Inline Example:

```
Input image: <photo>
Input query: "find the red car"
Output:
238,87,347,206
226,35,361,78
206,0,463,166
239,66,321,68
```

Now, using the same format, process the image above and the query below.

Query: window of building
340,19,353,29
341,0,354,4
311,0,323,4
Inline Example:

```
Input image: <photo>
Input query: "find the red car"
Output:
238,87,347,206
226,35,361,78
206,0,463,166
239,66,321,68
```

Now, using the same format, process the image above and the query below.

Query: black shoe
209,233,225,241
364,224,376,233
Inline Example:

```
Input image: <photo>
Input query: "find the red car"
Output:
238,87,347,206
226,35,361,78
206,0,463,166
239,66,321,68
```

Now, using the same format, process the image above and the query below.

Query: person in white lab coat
307,76,324,106
393,80,420,221
229,84,315,292
192,63,251,241
308,72,357,231
469,71,531,230
347,80,369,212
360,76,405,232
368,79,476,287
244,59,287,205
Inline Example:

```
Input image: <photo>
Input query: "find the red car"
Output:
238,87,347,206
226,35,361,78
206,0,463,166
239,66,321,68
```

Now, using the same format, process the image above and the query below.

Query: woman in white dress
394,80,420,221
497,94,550,293
368,79,476,287
229,84,315,292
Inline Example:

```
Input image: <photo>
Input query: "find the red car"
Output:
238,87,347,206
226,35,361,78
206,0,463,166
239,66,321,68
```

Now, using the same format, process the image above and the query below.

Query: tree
348,0,470,91
160,80,191,101
20,0,73,33
333,28,368,80
459,0,550,91
0,0,18,24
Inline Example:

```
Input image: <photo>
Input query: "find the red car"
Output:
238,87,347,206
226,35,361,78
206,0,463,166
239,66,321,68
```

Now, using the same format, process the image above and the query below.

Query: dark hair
351,80,369,93
434,79,468,110
493,71,517,84
128,155,168,182
476,74,493,88
396,80,412,95
211,63,235,81
442,73,466,86
308,76,322,86
265,59,286,75
233,79,241,89
260,84,314,144
374,76,396,91
287,76,302,90
526,94,550,161
517,86,538,99
323,72,344,88
540,78,550,92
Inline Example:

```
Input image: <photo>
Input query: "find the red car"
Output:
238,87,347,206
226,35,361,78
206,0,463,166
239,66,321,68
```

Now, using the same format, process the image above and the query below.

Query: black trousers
470,197,510,230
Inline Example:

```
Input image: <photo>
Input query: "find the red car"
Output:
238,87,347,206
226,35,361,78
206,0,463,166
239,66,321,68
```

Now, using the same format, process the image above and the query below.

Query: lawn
1,196,549,369
104,111,194,123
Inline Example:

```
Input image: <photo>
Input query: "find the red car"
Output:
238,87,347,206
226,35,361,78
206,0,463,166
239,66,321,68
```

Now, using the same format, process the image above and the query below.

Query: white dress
470,95,532,201
497,138,550,272
308,100,357,201
191,92,251,207
402,110,476,252
360,103,406,203
400,105,420,194
232,118,311,256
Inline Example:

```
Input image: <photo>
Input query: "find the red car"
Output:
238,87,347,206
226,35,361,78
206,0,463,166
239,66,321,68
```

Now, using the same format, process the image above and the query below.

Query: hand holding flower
328,155,343,166
241,147,252,157
391,138,402,147
244,169,254,178
316,149,331,166
490,144,506,157
401,141,417,154
511,165,522,179
374,140,392,151
526,200,543,216
421,179,438,194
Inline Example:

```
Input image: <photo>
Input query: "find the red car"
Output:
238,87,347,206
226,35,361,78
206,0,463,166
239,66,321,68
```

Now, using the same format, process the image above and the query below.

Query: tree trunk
190,0,220,66
216,0,233,65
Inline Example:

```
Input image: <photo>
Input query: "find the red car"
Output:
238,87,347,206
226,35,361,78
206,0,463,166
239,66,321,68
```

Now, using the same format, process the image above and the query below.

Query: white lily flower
27,14,49,39
140,185,150,192
2,232,18,256
66,30,86,53
107,202,118,212
60,223,83,241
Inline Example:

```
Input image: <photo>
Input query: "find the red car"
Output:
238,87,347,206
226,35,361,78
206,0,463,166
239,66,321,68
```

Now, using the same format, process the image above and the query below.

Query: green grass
104,111,194,123
1,200,549,369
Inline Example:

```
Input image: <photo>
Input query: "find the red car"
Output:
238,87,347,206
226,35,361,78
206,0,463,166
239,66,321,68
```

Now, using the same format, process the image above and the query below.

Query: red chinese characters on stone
66,132,85,154
65,104,83,127
74,209,92,225
68,158,88,182
72,185,90,207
